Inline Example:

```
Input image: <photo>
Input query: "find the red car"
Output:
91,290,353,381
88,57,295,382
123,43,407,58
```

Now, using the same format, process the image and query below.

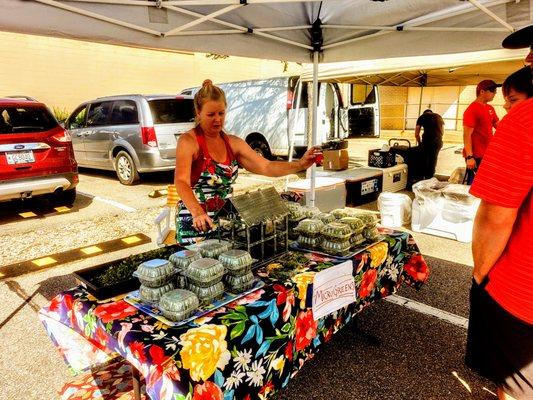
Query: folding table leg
131,366,141,400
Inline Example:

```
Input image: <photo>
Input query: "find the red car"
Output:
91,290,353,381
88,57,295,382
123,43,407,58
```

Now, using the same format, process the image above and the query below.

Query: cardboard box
323,149,349,171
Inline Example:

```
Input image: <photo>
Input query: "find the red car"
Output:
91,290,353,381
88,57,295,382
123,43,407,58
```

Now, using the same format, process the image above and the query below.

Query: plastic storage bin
368,163,408,192
411,178,480,243
377,192,412,228
287,177,346,212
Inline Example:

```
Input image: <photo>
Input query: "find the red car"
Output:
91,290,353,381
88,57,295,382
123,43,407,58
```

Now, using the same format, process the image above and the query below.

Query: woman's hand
298,146,321,170
192,213,214,232
466,157,477,170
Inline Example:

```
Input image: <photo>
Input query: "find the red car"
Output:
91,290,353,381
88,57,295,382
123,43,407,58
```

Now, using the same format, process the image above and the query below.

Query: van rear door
148,97,195,159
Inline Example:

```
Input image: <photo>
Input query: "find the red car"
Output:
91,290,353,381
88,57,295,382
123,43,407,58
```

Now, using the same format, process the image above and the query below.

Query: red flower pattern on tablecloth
93,300,138,323
274,284,295,322
403,254,430,283
193,381,223,400
358,269,378,299
147,345,180,389
285,340,294,361
294,310,318,351
130,341,147,364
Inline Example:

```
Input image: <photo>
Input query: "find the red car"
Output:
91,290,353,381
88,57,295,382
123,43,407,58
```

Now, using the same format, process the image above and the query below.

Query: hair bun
202,79,213,88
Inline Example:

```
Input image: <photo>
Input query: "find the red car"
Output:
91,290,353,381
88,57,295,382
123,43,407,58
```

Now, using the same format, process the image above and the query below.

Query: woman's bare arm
229,136,318,177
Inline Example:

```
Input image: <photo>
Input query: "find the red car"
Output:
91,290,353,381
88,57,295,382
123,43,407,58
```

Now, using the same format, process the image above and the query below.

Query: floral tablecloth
40,229,429,400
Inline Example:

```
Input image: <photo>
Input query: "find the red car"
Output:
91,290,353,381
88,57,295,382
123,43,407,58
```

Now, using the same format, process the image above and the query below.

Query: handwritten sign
312,260,356,321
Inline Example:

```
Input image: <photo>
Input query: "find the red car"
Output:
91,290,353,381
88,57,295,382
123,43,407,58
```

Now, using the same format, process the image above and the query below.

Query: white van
181,76,347,158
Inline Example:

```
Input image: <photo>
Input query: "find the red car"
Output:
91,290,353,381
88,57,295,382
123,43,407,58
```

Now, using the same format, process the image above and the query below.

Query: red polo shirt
463,101,499,159
470,97,533,324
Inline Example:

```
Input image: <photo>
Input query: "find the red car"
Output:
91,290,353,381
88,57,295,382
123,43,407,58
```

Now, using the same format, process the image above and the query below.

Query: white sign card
312,260,356,321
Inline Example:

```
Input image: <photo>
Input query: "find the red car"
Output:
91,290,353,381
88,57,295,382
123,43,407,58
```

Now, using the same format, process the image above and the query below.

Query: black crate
346,174,383,206
368,149,396,168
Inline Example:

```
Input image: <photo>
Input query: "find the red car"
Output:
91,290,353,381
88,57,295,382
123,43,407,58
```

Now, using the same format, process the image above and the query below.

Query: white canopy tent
300,48,527,86
2,0,532,204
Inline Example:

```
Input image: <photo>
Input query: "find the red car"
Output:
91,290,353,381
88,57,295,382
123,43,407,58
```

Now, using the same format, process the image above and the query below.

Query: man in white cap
466,24,533,400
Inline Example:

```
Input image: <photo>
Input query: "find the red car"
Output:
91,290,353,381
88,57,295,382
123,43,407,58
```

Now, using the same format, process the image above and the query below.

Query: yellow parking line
80,246,102,255
32,257,57,267
54,206,71,213
19,211,37,218
122,235,142,245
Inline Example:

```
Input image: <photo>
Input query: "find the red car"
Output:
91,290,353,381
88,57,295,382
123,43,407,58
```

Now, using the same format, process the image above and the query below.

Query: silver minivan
66,94,195,185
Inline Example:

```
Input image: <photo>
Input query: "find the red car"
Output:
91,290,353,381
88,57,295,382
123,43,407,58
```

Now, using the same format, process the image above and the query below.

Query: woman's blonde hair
194,79,227,116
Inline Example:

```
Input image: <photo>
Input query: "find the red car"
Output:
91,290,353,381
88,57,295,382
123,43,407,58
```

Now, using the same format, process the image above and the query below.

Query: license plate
6,150,35,165
361,179,378,195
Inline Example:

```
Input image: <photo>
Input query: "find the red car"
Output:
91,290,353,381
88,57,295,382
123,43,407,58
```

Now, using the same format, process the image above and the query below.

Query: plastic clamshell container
287,204,306,221
295,218,324,237
317,212,335,224
184,258,225,287
322,222,352,241
187,281,225,305
134,259,175,288
363,227,380,241
350,233,365,247
219,250,253,275
301,206,321,219
169,250,201,271
353,212,379,227
159,289,199,322
339,217,365,234
176,274,188,289
331,208,354,220
297,234,322,250
224,272,255,293
321,239,352,256
139,281,175,303
198,240,233,259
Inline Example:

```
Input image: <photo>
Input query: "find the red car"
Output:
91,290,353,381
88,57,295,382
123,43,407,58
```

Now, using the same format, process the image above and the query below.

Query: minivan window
149,98,195,124
0,106,57,134
110,100,139,125
86,101,113,127
68,105,87,129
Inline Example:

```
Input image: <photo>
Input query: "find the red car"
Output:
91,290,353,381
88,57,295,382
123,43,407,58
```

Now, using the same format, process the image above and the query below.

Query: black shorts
465,278,533,399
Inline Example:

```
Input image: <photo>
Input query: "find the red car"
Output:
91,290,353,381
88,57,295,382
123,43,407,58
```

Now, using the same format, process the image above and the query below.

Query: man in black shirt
414,109,444,180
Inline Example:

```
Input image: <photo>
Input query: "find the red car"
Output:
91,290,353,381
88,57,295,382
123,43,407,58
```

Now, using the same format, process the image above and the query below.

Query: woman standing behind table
174,79,319,245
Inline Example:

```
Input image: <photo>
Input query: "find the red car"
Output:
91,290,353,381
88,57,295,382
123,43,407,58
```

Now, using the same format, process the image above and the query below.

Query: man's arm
414,125,421,145
463,125,476,169
472,200,518,283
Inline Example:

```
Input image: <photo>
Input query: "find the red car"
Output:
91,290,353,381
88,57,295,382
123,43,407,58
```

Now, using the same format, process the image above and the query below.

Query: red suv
0,97,78,205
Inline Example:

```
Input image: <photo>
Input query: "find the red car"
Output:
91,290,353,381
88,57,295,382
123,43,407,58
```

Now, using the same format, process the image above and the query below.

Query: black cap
502,25,533,49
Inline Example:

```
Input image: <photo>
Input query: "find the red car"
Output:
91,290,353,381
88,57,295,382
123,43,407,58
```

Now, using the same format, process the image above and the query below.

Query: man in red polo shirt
466,24,533,400
463,79,499,171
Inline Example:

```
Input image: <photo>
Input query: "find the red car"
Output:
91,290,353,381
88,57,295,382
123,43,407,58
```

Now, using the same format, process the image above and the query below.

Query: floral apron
176,130,238,245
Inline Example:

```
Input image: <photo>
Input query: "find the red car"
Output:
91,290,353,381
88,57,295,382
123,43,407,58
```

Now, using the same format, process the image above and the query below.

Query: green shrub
51,106,71,123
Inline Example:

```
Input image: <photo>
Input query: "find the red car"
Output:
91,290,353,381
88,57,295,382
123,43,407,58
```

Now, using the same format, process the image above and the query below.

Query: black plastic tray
74,244,182,299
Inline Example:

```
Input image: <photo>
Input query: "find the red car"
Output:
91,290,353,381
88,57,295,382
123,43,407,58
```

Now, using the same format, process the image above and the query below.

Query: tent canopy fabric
2,0,532,64
299,48,527,86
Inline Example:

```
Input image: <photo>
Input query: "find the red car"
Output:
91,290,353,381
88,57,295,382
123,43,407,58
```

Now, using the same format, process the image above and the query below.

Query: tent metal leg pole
309,50,319,208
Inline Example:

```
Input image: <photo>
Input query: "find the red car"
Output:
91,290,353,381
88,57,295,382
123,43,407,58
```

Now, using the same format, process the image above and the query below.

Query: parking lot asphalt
0,137,479,400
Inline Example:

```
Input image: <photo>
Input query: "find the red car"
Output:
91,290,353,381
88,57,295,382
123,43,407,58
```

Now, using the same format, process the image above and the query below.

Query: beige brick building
0,31,302,113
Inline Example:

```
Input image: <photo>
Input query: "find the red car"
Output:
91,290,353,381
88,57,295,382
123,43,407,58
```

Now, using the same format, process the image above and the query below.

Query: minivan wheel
249,139,272,160
114,150,140,185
